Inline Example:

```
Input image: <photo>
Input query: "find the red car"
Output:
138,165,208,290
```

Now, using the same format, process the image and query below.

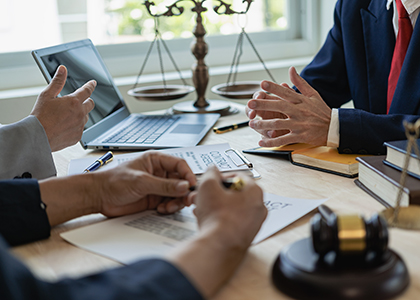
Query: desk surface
11,103,420,299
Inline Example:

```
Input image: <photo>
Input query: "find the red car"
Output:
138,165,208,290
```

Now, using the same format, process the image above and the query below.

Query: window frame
0,0,319,92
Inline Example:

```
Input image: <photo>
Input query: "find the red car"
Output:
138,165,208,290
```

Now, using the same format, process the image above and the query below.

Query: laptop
31,39,220,150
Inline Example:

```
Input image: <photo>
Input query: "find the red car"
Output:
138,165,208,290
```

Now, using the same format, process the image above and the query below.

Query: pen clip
213,127,233,134
225,148,253,168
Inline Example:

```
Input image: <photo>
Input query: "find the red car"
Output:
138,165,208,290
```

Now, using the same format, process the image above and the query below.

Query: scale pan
211,81,261,99
128,85,195,101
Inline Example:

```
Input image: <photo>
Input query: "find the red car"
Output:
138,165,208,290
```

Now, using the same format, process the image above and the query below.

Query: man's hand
39,152,196,226
168,166,266,298
246,67,332,147
92,151,197,217
191,166,266,248
30,65,96,152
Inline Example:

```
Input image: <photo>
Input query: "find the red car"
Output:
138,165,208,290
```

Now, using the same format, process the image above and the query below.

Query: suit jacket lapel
361,0,395,114
390,17,420,114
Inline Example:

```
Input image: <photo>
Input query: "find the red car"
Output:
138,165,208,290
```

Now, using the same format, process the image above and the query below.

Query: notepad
243,144,371,178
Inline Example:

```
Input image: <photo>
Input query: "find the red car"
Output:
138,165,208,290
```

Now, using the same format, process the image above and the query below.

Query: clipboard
68,143,260,178
224,148,260,178
225,148,253,168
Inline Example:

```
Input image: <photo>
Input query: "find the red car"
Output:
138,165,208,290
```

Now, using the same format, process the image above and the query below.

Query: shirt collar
387,0,420,14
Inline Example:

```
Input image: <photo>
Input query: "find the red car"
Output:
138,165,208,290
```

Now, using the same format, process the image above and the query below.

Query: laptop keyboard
103,115,180,144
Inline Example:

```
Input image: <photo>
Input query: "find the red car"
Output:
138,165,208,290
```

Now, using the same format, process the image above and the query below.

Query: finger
157,198,186,214
267,130,289,138
281,82,294,91
42,65,67,99
253,91,280,101
200,165,222,185
150,153,197,186
83,115,89,126
289,66,320,98
253,91,267,99
246,107,257,119
187,192,197,206
259,133,299,148
82,98,95,114
103,200,148,217
261,80,303,105
141,173,191,197
250,118,290,132
70,80,97,103
248,92,296,113
195,166,224,195
248,98,294,116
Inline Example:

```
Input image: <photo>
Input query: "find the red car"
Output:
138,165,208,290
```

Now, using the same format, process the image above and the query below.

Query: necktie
387,0,413,113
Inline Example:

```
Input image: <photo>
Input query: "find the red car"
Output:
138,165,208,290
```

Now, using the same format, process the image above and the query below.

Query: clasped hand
246,67,332,147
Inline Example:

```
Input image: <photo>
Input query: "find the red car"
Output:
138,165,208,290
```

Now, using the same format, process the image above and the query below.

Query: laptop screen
38,42,123,129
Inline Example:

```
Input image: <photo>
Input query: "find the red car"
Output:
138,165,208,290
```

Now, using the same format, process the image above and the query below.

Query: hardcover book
356,156,420,208
384,140,420,179
243,144,369,178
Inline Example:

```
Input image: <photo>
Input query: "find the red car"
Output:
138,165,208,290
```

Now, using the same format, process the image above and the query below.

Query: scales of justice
380,119,420,230
128,0,276,116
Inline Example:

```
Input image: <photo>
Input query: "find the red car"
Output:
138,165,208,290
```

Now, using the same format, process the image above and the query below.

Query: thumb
200,165,222,184
289,66,319,98
141,174,190,197
43,65,67,99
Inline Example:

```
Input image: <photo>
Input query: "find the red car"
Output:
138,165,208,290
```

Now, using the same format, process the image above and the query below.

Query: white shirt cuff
326,108,339,148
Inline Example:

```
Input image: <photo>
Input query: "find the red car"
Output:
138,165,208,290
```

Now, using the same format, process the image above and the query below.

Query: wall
0,0,336,124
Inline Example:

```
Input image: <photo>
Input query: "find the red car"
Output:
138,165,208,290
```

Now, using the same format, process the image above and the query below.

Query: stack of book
355,140,420,208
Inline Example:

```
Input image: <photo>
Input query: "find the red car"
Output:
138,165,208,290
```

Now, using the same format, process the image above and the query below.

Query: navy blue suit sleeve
0,236,203,300
0,179,51,246
297,0,420,154
300,0,352,109
338,109,420,154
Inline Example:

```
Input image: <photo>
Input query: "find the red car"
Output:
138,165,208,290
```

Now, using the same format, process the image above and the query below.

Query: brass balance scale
128,0,276,116
380,119,420,230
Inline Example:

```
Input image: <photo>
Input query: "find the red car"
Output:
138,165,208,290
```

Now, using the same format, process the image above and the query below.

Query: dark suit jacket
300,0,420,154
0,179,202,300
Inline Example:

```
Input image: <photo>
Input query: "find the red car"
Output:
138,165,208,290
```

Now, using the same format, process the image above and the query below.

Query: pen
189,176,245,192
213,121,249,134
83,151,114,173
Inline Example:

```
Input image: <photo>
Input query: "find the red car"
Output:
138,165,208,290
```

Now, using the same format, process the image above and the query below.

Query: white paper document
68,143,251,175
61,193,327,264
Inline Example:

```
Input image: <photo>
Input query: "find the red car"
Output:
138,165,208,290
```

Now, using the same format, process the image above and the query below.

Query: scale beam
142,0,255,115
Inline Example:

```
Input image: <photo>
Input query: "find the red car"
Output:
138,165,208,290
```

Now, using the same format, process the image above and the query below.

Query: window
100,0,289,44
0,0,319,91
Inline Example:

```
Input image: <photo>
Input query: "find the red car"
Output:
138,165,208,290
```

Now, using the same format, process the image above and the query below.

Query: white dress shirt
326,0,420,148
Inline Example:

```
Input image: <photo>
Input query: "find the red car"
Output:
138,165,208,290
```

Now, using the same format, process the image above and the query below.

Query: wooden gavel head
311,212,389,257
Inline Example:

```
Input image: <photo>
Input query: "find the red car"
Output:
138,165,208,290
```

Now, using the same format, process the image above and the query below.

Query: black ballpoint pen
213,121,249,134
83,151,114,173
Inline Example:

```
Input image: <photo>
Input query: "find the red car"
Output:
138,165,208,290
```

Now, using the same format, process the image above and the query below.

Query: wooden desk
11,103,420,299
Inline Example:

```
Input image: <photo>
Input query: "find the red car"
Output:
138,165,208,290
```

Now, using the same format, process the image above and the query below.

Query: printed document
61,193,327,264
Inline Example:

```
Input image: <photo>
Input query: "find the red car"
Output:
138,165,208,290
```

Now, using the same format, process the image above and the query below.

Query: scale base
171,100,238,116
272,238,409,300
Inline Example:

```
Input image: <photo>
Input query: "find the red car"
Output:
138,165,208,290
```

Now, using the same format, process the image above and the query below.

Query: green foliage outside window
105,0,286,40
